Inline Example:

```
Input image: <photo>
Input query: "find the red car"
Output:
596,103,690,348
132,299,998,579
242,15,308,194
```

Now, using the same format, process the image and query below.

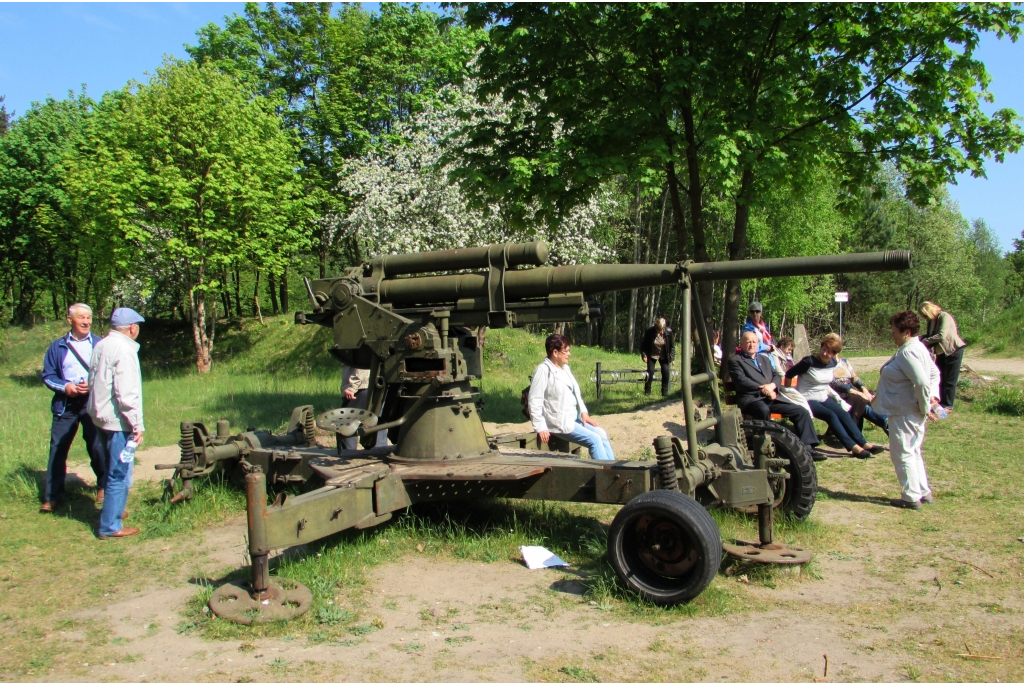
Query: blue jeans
809,398,868,452
559,421,616,461
98,430,134,537
863,405,889,434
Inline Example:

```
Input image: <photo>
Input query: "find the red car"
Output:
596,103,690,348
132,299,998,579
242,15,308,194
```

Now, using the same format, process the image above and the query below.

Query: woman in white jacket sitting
528,334,616,461
872,310,941,510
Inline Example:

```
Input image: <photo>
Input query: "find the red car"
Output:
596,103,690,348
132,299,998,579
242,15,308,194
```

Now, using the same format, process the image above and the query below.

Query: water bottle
934,406,949,420
119,440,138,464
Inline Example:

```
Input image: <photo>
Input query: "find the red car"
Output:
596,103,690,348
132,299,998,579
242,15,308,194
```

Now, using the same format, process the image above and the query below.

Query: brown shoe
120,510,129,521
96,488,104,504
39,500,63,513
98,526,140,540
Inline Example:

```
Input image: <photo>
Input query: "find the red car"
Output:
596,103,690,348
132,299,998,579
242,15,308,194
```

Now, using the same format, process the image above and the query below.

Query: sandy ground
54,356,1024,681
850,352,1024,377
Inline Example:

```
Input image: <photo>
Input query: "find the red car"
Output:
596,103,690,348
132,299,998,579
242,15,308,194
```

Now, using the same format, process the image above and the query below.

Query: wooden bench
722,375,799,421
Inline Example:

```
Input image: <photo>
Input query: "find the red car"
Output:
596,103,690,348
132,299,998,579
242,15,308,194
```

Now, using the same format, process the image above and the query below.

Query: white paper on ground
520,545,569,570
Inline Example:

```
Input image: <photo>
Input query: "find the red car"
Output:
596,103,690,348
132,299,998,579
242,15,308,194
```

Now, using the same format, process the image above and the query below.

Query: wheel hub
636,516,698,576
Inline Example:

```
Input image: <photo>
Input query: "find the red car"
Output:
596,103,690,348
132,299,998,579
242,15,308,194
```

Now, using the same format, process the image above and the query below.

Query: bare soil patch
851,353,1024,377
38,391,1024,682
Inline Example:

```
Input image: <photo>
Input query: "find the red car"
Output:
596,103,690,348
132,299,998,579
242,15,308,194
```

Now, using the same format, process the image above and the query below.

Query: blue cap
110,307,145,326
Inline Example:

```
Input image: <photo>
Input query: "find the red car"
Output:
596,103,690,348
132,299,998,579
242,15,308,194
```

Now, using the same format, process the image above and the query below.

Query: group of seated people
728,328,888,462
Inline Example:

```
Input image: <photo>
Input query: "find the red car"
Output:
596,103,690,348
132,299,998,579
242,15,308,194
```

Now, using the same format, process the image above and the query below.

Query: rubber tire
608,490,723,605
742,419,818,521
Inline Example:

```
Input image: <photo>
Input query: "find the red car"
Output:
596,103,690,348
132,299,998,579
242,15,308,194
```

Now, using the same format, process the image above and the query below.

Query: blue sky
1,2,1021,252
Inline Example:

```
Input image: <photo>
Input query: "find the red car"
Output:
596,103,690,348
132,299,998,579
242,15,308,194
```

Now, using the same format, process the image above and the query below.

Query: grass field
2,317,1023,680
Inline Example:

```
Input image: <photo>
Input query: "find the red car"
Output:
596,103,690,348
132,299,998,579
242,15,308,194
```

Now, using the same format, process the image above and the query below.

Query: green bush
977,385,1024,418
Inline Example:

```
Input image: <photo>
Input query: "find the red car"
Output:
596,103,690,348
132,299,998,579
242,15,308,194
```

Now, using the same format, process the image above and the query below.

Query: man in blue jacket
40,303,107,512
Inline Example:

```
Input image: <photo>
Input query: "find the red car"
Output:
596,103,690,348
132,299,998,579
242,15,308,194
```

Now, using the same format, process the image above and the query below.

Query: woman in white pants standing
872,310,941,510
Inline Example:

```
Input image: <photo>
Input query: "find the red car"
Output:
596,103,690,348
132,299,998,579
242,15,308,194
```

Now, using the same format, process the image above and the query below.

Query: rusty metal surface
722,539,813,565
208,579,312,624
309,457,391,488
397,462,550,481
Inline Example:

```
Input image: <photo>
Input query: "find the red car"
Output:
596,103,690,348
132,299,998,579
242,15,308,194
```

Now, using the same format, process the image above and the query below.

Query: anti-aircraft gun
160,242,911,623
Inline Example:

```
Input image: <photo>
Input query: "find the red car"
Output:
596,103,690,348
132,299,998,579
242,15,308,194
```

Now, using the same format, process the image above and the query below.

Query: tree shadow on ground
7,372,40,387
817,487,891,506
267,497,610,572
7,464,105,532
203,391,343,432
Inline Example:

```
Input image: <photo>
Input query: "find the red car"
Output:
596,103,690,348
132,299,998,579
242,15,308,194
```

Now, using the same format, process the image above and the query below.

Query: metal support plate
722,539,813,565
316,407,377,436
209,579,312,624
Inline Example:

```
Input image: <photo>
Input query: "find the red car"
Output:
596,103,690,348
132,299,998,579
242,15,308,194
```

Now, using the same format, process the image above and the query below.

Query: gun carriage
159,242,911,623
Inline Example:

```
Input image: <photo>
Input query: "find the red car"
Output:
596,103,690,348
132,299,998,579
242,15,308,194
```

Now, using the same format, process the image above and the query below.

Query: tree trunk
268,271,280,315
252,269,260,318
279,265,289,314
679,88,716,324
190,288,213,374
233,264,242,318
611,291,617,352
720,168,756,374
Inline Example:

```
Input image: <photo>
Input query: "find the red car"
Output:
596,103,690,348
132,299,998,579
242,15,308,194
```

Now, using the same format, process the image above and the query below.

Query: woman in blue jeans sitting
527,333,616,461
786,334,886,459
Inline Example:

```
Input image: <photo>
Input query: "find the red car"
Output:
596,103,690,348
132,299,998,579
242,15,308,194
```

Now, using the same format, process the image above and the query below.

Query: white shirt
63,333,93,384
527,358,589,434
873,338,940,418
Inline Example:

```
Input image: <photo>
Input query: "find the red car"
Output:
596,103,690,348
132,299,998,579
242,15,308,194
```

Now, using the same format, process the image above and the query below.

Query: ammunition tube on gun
373,241,549,277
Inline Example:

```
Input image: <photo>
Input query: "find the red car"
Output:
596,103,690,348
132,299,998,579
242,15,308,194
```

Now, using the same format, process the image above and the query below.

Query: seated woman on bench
727,332,820,458
785,334,886,459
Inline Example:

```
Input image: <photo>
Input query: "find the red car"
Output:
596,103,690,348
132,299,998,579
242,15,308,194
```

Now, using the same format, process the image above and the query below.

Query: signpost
834,291,849,340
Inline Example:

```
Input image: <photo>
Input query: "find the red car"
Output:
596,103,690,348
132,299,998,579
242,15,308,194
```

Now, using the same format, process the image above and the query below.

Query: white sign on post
834,292,849,340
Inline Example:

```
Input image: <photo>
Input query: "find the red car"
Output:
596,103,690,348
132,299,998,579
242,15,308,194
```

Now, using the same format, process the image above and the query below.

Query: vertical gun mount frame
167,242,910,623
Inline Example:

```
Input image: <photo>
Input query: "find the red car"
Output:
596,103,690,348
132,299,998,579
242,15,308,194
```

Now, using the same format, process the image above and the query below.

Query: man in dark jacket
728,331,820,454
40,303,107,512
640,316,675,396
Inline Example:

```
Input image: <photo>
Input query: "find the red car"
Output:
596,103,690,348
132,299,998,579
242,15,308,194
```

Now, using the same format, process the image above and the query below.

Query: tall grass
975,300,1024,355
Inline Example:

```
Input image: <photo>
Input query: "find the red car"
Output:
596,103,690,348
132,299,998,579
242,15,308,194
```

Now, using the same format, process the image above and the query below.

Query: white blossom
332,85,615,266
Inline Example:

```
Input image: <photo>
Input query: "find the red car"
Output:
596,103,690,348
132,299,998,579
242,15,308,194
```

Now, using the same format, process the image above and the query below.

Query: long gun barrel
377,250,912,306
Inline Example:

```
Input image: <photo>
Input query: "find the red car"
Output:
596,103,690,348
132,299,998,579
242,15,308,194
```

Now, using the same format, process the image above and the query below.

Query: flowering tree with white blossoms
333,85,617,266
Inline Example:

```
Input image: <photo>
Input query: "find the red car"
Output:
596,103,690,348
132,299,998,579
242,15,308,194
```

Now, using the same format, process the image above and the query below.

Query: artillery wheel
608,490,722,605
208,579,312,625
742,420,817,521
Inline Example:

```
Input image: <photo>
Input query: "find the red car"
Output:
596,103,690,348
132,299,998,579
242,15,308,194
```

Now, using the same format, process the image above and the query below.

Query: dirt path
49,378,1024,681
850,353,1024,377
71,540,905,683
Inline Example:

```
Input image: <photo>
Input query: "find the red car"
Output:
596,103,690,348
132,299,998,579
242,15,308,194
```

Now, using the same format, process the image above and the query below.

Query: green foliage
67,59,308,371
1006,229,1024,304
976,300,1024,355
188,2,483,272
840,176,988,339
976,384,1024,417
0,92,97,323
741,167,853,333
968,218,1008,324
460,3,1024,346
0,95,10,136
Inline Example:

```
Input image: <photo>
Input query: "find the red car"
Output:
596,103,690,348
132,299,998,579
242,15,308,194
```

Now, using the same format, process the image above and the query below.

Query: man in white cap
87,307,146,539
